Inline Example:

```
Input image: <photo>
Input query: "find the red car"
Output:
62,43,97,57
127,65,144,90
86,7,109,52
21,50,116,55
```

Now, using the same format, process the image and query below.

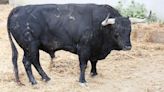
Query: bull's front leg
90,60,98,77
78,47,90,86
79,59,88,83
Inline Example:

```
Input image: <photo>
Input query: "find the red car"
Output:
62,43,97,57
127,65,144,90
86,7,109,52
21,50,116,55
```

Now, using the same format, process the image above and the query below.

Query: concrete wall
9,0,163,21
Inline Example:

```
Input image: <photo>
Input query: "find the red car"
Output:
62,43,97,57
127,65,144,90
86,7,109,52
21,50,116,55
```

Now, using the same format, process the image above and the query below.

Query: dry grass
0,5,164,92
132,23,164,43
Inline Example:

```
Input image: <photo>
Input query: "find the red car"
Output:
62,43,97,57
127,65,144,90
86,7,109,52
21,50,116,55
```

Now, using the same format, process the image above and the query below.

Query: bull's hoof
42,77,51,82
31,81,37,85
79,79,87,83
90,72,98,77
79,83,88,87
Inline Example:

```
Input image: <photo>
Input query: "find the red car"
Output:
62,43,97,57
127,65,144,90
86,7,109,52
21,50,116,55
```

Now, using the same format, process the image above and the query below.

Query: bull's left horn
101,18,115,26
129,18,146,24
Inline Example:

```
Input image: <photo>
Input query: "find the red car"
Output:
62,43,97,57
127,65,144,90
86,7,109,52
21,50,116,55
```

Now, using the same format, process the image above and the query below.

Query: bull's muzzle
123,46,132,51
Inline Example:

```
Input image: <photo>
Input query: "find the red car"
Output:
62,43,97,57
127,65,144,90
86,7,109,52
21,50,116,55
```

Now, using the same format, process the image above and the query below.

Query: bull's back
36,4,120,42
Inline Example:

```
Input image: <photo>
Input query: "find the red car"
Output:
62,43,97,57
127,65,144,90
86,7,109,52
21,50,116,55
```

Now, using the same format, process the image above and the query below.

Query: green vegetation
115,0,162,23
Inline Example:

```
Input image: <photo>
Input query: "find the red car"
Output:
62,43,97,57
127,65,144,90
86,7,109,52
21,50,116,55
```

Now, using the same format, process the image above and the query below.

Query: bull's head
101,16,132,50
101,12,151,50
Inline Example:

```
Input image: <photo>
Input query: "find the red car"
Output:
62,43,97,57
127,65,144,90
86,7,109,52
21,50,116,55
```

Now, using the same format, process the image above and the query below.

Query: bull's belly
39,41,77,55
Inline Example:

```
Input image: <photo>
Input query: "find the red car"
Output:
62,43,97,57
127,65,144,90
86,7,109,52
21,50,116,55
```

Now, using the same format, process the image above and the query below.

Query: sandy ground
0,5,164,92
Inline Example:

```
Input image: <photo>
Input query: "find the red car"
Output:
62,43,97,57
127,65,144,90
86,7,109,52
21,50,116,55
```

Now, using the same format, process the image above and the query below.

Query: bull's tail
7,8,23,85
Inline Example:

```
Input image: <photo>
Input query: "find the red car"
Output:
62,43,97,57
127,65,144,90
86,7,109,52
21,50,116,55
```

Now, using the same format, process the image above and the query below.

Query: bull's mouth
123,46,132,51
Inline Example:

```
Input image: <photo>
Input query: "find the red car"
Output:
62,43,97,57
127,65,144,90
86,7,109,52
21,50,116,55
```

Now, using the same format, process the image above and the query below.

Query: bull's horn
101,14,115,26
101,18,115,26
129,18,146,24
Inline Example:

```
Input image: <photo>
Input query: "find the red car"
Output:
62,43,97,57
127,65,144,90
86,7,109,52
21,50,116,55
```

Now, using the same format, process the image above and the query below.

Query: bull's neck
97,30,116,60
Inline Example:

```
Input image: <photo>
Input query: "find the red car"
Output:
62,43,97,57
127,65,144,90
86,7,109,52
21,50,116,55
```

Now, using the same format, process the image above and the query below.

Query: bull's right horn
101,18,115,26
101,14,115,26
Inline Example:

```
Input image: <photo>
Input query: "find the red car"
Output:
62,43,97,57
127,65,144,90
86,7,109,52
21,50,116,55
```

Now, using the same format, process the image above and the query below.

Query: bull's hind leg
32,51,50,82
29,42,50,82
23,52,37,85
23,41,50,85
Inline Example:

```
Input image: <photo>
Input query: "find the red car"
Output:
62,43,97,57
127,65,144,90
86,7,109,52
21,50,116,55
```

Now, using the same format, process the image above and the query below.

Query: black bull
7,4,132,85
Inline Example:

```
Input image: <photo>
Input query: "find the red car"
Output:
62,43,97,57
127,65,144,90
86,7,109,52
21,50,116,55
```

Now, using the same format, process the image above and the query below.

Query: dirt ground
0,5,164,92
